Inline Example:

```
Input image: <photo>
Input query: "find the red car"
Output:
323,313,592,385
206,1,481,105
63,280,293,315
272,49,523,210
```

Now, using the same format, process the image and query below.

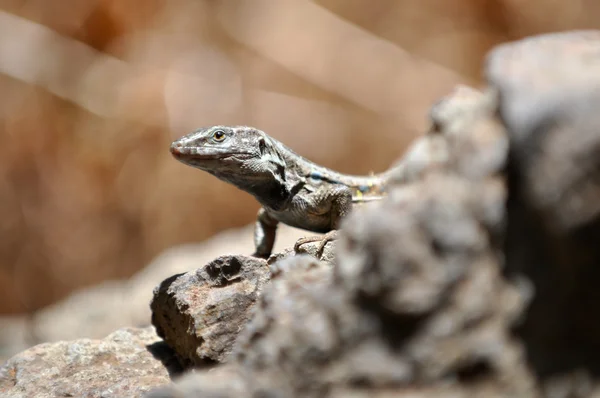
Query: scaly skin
170,125,394,258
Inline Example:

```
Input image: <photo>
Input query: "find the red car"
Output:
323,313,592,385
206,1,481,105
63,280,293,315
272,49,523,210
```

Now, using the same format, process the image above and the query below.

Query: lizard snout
170,141,186,156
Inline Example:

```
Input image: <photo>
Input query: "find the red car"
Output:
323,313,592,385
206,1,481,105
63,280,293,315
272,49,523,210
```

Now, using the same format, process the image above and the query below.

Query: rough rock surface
151,255,271,366
487,30,600,394
146,365,249,398
0,327,177,398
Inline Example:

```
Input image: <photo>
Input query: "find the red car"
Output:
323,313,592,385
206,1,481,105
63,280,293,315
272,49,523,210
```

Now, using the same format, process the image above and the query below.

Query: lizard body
170,125,396,257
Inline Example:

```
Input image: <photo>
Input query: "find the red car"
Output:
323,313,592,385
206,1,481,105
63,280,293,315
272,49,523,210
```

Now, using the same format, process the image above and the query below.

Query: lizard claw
294,230,339,259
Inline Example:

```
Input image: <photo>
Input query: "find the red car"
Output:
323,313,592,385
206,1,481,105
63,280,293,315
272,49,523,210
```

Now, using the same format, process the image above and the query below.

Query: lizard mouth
170,144,254,161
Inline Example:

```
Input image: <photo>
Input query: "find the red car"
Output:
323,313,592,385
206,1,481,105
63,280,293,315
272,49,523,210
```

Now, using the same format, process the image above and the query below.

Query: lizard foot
294,230,339,259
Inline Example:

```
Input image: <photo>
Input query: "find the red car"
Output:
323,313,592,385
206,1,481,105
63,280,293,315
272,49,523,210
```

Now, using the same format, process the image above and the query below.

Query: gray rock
487,29,600,395
391,83,507,186
0,327,176,398
151,255,270,366
223,254,340,396
148,255,335,397
429,85,508,180
390,132,449,184
487,30,600,230
146,365,249,398
334,173,532,394
326,81,528,395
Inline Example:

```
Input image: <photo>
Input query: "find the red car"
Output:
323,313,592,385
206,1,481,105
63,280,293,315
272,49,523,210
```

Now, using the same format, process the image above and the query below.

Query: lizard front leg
294,185,353,258
253,207,279,258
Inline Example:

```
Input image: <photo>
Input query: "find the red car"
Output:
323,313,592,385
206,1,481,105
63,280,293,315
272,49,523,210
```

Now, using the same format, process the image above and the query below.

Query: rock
390,132,449,184
429,84,485,131
0,224,310,359
148,255,335,397
487,30,600,393
232,255,340,396
151,255,270,366
324,86,529,395
430,86,507,181
487,30,600,231
391,83,507,186
146,365,249,398
0,327,177,398
268,252,332,278
387,85,486,185
334,172,533,395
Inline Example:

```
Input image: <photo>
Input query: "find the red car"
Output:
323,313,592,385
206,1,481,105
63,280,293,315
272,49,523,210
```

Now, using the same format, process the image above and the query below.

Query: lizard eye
212,130,226,142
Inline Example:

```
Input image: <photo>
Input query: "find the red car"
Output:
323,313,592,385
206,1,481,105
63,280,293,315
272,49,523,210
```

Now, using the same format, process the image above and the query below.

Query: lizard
170,125,398,258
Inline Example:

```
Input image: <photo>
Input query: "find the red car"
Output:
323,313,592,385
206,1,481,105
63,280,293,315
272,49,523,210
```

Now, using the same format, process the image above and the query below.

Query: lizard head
170,125,287,186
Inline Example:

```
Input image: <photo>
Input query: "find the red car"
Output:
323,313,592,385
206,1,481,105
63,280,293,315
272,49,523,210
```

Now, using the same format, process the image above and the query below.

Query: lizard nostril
170,141,183,154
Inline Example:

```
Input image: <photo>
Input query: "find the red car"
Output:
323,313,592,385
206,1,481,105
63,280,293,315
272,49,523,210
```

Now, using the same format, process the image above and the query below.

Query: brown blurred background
0,0,598,315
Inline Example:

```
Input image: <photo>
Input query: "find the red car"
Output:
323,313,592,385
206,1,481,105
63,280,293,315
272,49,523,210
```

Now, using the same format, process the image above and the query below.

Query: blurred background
0,0,598,348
